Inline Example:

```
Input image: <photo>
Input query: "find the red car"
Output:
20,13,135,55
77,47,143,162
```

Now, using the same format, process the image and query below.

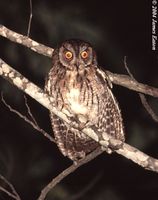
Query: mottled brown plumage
45,39,124,161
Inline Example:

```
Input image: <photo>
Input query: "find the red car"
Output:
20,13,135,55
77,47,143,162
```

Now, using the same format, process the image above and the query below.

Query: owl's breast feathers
54,67,104,125
45,64,124,160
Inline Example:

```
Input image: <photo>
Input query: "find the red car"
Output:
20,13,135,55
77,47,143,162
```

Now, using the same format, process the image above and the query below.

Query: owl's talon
73,160,78,165
101,146,113,154
68,116,79,128
109,139,123,150
68,115,89,130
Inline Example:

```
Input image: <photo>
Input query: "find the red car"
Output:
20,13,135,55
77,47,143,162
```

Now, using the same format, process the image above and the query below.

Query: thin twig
0,175,21,200
24,95,38,126
37,147,103,200
123,56,135,79
27,0,33,37
123,56,158,122
0,186,17,200
139,94,158,122
1,93,55,143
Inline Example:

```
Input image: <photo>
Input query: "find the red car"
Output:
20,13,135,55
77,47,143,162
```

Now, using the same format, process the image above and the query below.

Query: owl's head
53,39,97,71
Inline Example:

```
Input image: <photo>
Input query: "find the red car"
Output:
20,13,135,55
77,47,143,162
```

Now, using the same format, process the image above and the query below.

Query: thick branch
106,71,158,98
1,25,158,97
1,58,158,173
0,25,53,57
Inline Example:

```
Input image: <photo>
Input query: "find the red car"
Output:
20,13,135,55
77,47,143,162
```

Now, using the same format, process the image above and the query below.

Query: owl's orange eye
81,51,88,59
65,51,73,59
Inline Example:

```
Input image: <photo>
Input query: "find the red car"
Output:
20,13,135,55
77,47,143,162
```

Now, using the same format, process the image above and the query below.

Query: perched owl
45,39,124,161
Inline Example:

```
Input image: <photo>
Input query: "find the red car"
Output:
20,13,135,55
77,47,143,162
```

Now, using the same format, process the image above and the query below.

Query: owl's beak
75,59,80,68
75,64,84,71
74,59,85,71
75,62,84,70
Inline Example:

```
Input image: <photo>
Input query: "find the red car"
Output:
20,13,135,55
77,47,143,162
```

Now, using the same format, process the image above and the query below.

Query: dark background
0,0,158,200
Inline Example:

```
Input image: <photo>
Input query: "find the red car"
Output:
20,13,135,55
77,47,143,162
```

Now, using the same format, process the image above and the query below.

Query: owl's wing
49,112,98,160
96,68,125,142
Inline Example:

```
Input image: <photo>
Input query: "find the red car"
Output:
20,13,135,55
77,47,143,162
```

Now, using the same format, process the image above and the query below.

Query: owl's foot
101,146,113,154
108,138,124,150
67,149,86,163
100,136,124,153
67,115,89,131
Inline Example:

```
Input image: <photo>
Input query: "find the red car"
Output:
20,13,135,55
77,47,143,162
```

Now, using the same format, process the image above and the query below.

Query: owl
45,39,124,161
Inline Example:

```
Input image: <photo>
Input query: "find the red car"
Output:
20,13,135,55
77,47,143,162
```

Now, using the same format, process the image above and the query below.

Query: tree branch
123,56,158,122
27,0,33,37
1,25,158,97
0,175,21,200
0,25,53,57
1,58,158,173
37,147,103,200
1,93,55,143
106,71,158,98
